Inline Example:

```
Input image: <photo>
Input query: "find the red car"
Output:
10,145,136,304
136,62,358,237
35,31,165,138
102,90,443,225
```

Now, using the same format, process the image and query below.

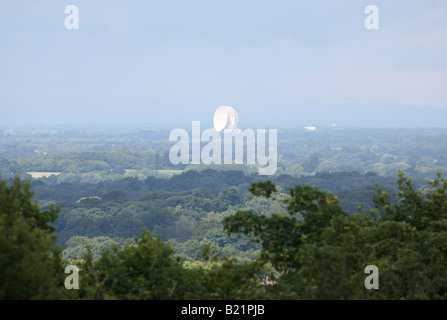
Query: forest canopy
1,171,446,300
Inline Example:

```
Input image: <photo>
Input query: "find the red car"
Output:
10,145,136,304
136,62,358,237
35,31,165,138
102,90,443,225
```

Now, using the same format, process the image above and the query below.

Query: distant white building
304,125,316,132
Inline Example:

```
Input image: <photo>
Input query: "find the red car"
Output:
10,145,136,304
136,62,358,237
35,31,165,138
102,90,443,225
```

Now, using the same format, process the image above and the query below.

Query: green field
27,172,62,178
124,169,184,178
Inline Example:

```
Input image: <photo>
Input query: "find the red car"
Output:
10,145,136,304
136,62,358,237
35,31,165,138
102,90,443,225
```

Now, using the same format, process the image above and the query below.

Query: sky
1,0,447,127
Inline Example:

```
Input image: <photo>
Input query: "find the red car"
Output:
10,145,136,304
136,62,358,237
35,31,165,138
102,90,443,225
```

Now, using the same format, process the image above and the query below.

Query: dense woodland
1,125,447,299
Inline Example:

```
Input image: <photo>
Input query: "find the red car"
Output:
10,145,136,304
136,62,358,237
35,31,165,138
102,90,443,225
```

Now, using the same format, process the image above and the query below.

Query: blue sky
1,1,446,126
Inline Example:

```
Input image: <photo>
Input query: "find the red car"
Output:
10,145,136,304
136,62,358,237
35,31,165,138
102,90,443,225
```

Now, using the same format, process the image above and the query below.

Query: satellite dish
213,105,238,132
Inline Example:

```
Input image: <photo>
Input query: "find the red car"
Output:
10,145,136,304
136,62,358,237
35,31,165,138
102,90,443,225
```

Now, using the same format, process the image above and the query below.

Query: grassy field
124,169,183,178
152,170,184,176
27,172,62,178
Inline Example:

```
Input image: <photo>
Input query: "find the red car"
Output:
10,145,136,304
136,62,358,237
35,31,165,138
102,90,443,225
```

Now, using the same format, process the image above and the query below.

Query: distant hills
237,103,447,128
1,103,446,129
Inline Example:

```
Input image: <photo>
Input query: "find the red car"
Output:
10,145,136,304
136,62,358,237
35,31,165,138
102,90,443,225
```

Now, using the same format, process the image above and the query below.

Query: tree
0,175,66,299
101,189,128,203
223,181,345,274
218,186,241,208
222,173,447,299
80,230,187,299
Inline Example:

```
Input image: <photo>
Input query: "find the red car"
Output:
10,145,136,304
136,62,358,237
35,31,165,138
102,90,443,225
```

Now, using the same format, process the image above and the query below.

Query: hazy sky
1,1,446,126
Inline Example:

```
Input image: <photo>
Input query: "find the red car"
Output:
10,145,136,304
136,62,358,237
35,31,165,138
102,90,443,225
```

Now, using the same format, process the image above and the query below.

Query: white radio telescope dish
213,105,238,132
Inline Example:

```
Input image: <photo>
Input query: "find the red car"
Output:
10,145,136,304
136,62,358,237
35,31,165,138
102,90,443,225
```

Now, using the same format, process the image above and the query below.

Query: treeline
2,172,447,300
29,169,406,202
276,127,447,178
19,150,178,172
53,185,262,263
0,126,172,159
2,127,447,183
0,151,185,184
34,170,407,262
